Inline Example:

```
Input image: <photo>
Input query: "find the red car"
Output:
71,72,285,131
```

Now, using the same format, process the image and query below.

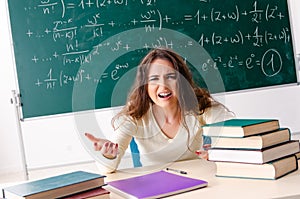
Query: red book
61,187,110,199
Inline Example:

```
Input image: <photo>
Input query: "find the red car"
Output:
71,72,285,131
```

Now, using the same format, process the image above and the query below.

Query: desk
105,159,300,199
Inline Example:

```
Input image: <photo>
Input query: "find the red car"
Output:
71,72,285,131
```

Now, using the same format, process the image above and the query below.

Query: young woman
85,47,234,173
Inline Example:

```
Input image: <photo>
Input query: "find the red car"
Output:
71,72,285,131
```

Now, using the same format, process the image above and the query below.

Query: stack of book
203,119,300,180
2,171,109,199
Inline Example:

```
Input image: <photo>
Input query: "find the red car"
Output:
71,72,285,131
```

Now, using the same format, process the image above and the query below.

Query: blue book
202,119,279,138
2,171,106,199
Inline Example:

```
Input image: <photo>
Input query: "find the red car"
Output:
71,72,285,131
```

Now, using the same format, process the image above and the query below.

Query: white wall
0,0,24,176
1,0,300,178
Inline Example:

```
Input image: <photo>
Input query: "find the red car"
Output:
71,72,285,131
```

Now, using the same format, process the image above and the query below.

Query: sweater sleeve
95,116,137,173
197,103,235,148
200,103,235,125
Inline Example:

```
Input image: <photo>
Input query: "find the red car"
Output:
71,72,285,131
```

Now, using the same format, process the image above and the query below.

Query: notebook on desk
107,170,208,199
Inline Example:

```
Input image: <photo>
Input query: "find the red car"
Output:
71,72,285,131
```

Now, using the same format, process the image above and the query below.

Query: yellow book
210,128,291,149
208,140,300,164
215,155,298,180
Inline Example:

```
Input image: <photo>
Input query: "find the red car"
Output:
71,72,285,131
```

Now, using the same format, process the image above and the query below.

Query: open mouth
158,92,172,98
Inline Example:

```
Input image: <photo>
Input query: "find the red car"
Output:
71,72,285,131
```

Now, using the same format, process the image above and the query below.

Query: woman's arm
84,116,137,173
196,102,235,159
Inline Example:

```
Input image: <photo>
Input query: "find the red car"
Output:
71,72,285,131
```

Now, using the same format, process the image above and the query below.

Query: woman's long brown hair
111,47,222,151
112,47,213,125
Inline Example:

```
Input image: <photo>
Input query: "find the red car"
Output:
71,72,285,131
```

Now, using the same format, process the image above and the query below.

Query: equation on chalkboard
7,0,297,119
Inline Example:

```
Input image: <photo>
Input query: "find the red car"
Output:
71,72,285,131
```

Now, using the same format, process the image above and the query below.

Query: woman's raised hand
85,133,118,160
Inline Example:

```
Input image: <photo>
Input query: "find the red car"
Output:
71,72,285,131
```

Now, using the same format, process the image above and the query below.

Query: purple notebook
107,170,208,199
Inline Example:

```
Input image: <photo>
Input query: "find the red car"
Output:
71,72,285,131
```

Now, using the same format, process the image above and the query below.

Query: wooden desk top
105,159,300,199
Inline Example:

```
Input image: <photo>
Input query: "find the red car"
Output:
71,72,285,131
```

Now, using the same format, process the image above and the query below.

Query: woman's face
147,58,178,108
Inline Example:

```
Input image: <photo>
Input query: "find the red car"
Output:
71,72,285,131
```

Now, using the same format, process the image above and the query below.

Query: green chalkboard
7,0,298,119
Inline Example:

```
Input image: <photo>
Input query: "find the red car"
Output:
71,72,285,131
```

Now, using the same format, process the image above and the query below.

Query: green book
202,119,279,138
2,171,106,199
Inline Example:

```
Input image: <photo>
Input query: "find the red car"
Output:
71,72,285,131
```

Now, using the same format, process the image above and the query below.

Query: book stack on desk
203,119,300,180
2,171,109,199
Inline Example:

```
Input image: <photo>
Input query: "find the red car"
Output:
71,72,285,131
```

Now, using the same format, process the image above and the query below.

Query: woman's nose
158,77,170,88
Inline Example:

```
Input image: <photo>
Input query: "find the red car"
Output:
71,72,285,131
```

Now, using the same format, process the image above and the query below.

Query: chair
129,136,211,168
203,135,212,145
129,138,142,167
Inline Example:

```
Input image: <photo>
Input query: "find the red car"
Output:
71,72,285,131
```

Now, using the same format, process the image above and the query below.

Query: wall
0,0,299,178
0,0,23,177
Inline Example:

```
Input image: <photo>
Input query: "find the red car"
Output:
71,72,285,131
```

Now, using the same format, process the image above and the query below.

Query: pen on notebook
166,167,187,174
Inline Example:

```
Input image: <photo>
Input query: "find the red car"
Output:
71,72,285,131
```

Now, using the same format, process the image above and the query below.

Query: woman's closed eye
148,73,177,84
148,76,159,82
166,73,177,80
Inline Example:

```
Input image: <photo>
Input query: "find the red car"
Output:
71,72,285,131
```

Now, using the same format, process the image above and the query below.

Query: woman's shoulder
200,102,235,124
113,113,134,124
113,107,152,127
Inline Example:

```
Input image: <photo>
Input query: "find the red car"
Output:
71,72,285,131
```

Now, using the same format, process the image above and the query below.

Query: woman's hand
195,144,211,160
85,133,118,160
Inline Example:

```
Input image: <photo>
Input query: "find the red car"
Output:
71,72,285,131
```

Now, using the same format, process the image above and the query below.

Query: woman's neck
152,104,182,139
153,104,181,124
